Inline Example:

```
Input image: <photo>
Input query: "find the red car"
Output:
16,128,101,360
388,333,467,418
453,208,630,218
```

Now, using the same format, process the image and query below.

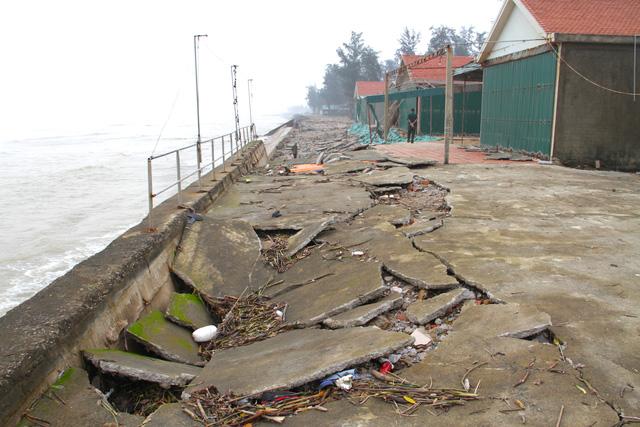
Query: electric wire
547,41,640,97
150,88,181,157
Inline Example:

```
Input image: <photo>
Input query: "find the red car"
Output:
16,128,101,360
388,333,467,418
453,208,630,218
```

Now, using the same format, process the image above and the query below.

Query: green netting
348,123,439,145
356,86,482,136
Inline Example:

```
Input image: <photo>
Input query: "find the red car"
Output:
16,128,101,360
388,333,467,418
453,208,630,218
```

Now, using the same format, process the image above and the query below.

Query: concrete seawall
0,140,270,425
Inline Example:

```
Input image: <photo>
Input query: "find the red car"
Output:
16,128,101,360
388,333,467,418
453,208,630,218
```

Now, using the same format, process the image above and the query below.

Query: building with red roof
354,81,385,98
477,0,640,170
397,54,474,89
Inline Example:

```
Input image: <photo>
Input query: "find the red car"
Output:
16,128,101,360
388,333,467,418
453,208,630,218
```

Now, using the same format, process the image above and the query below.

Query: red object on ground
379,361,393,374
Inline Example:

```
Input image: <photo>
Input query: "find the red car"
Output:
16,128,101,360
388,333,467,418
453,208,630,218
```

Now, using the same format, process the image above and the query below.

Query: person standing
407,108,418,143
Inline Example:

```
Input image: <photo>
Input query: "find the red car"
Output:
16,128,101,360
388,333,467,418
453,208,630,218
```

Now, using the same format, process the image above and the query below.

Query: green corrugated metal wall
480,51,556,155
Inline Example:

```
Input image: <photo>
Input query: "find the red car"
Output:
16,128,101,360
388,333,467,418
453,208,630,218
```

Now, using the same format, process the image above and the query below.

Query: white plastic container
192,325,218,343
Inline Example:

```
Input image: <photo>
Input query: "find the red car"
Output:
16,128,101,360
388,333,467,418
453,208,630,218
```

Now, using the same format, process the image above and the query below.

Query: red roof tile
354,81,386,97
521,0,640,36
401,55,474,83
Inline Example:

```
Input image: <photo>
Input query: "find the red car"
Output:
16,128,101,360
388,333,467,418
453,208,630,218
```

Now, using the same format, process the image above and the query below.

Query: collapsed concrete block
323,292,403,329
126,310,202,366
165,293,214,330
183,327,413,399
406,288,474,325
83,349,202,387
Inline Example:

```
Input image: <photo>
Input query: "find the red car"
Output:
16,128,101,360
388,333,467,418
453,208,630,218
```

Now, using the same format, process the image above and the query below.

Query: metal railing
146,124,256,229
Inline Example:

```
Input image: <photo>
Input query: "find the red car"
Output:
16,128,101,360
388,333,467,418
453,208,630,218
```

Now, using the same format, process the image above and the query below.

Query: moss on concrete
165,293,213,330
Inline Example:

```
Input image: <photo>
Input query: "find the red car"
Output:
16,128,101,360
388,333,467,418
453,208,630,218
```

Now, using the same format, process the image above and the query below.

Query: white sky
0,0,502,138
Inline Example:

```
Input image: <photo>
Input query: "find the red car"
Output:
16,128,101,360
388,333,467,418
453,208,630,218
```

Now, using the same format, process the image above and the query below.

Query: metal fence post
176,151,182,205
222,135,227,171
196,140,203,186
147,157,154,230
211,139,217,181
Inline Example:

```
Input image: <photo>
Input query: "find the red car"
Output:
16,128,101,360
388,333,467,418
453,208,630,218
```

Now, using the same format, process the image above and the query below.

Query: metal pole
247,78,254,131
383,72,390,141
444,45,454,165
147,157,154,230
176,151,182,204
231,65,240,143
194,34,207,186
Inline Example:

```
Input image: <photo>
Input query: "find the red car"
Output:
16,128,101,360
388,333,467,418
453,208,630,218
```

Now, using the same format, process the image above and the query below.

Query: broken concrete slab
323,160,372,175
406,288,473,325
453,302,552,339
183,327,413,399
172,217,272,300
165,293,214,330
322,292,403,329
369,185,403,195
345,150,389,162
272,252,386,326
18,367,143,427
353,167,414,187
401,218,443,238
359,204,411,226
143,403,201,427
83,349,202,388
319,224,458,290
207,175,373,226
285,216,335,258
127,310,203,366
386,156,438,168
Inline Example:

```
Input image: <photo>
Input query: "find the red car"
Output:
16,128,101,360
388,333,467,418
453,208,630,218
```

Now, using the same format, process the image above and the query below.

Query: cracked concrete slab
319,224,457,289
165,293,214,330
406,288,474,325
401,218,443,238
126,310,202,366
323,292,403,329
182,327,413,399
172,217,272,300
18,367,143,427
409,164,640,416
353,167,415,186
358,204,411,226
207,175,373,227
83,349,201,387
143,403,200,427
323,160,372,175
285,216,335,257
271,251,386,326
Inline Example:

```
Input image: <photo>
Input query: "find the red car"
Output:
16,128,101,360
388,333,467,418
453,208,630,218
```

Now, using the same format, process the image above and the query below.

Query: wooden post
416,96,422,135
444,45,453,165
383,72,390,141
461,79,466,145
367,103,373,145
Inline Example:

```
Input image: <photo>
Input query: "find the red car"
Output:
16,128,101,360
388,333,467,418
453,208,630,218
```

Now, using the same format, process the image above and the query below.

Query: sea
0,113,289,317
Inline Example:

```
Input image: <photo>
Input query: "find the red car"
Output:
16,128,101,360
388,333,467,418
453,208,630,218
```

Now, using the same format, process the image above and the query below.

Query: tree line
306,26,486,112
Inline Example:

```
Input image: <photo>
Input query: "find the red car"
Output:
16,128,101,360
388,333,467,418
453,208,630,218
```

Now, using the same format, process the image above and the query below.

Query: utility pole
194,34,207,184
231,65,240,147
444,44,453,165
383,72,390,141
247,78,254,137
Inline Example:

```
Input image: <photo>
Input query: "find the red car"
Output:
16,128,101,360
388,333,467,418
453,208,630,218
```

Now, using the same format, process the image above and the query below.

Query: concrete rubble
83,349,202,388
406,287,474,325
143,403,200,427
322,292,403,329
182,327,413,399
353,166,415,186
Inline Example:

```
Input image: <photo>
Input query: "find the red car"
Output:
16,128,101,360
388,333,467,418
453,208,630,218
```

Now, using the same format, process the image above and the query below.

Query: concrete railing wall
0,141,269,425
